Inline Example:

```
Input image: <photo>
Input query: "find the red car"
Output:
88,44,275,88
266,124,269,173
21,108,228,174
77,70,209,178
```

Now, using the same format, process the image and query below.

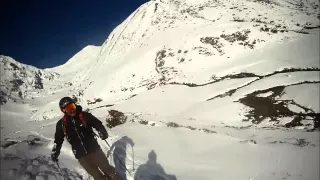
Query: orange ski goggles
63,103,76,114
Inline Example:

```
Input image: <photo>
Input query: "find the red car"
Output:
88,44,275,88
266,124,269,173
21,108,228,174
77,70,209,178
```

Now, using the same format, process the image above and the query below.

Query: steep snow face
44,45,101,102
44,45,101,90
47,45,100,75
79,0,320,103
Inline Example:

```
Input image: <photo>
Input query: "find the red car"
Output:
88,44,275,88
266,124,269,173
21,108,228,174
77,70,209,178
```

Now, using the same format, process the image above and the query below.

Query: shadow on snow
107,136,177,180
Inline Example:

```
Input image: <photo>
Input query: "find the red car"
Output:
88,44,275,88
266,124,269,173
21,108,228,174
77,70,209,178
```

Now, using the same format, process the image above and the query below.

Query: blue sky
0,0,148,69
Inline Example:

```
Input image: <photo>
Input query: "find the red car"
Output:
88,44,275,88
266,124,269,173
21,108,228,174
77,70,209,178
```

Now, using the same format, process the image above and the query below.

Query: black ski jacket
52,105,108,159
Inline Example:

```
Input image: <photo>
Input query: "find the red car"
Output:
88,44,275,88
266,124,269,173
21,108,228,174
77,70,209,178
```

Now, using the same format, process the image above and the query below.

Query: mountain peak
46,45,101,72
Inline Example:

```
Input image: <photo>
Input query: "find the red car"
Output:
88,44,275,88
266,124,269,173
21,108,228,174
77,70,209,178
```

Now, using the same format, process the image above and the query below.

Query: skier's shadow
134,150,177,180
107,136,134,180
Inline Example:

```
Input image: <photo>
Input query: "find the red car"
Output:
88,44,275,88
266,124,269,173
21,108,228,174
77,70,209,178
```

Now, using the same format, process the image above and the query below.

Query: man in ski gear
51,96,121,180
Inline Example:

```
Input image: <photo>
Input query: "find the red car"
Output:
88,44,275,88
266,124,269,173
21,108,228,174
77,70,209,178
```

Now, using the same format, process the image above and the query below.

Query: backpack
62,112,87,137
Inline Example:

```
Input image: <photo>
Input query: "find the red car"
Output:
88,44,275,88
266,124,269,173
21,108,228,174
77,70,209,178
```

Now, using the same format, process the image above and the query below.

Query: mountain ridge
1,0,319,128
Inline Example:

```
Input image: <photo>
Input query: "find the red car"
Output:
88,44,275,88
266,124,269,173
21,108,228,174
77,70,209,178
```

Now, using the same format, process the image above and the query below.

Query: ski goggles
63,103,76,114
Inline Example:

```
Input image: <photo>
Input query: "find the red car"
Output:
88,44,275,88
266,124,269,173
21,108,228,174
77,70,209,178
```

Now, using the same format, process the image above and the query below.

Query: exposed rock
34,71,43,89
10,79,24,92
238,82,320,130
87,98,103,105
0,90,8,105
167,122,180,127
105,109,127,128
200,37,224,55
200,128,217,134
2,140,19,149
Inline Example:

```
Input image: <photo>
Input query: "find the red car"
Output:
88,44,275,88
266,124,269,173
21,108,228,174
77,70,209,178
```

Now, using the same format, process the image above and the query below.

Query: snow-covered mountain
1,0,320,180
0,56,60,102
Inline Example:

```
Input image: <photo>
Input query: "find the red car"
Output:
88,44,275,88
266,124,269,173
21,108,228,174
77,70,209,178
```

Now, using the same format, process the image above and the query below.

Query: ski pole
56,162,66,180
132,146,135,171
56,162,60,169
104,140,131,174
93,131,133,174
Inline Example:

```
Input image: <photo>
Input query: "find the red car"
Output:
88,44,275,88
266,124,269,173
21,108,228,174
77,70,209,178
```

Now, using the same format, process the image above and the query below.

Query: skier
51,96,121,180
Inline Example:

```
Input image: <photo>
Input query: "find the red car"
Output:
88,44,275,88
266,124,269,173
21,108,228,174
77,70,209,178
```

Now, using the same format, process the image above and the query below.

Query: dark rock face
200,37,224,55
167,122,180,127
238,83,320,131
105,109,128,128
0,90,8,105
34,71,43,89
10,79,24,92
9,62,20,71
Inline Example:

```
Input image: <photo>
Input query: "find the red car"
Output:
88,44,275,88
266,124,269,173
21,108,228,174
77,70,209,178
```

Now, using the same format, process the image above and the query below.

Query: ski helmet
59,97,74,112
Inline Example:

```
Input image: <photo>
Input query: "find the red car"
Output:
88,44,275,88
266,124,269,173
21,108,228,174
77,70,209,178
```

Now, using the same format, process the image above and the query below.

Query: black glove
51,143,59,162
98,129,108,140
129,139,135,146
51,153,58,162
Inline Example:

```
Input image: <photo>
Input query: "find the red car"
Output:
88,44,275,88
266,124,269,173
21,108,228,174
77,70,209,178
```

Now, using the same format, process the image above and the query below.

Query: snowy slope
78,0,320,103
1,0,320,180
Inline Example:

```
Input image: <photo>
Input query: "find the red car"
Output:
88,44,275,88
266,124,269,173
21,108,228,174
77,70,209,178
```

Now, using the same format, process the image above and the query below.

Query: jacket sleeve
51,120,65,157
84,112,108,133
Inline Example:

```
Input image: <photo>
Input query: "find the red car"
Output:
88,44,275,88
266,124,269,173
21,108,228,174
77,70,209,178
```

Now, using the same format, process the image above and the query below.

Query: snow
2,116,319,180
286,104,306,113
113,77,258,116
256,91,274,97
74,0,320,99
1,0,320,179
231,71,320,100
279,83,320,113
108,122,320,180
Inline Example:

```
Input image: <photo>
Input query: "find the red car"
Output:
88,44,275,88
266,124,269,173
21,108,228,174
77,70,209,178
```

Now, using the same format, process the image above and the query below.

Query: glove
129,139,135,147
51,153,58,162
98,130,108,140
51,143,59,162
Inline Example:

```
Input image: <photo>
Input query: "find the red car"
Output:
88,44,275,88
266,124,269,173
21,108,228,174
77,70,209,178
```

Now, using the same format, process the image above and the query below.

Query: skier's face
69,111,76,117
63,103,77,116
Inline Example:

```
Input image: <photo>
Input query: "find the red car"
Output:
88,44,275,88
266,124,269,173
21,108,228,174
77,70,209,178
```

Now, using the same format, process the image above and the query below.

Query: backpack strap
78,112,87,128
63,115,67,136
62,112,87,137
